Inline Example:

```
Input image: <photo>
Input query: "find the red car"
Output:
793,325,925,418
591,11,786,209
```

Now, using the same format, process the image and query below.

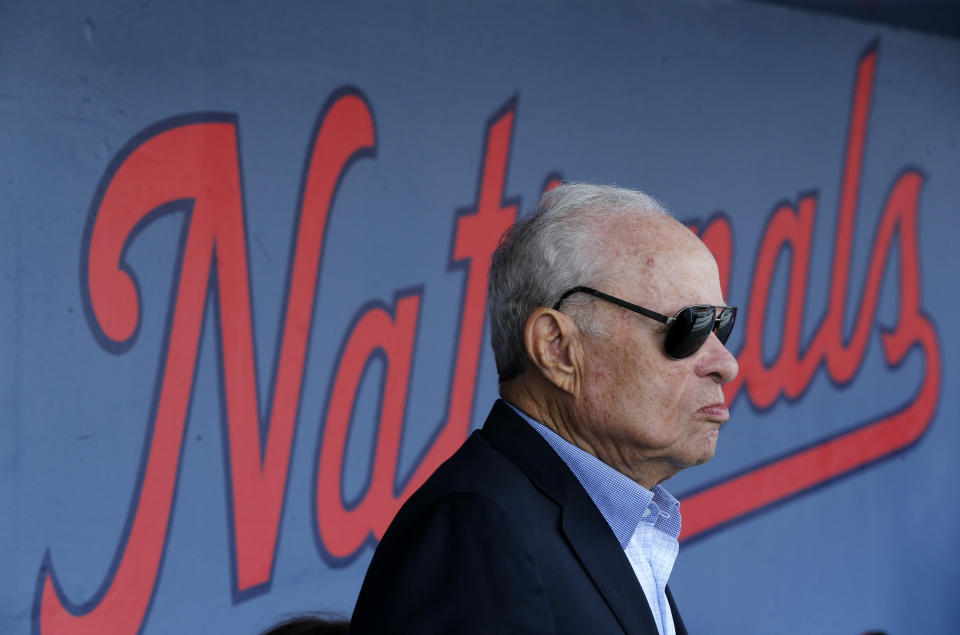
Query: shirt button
642,508,652,518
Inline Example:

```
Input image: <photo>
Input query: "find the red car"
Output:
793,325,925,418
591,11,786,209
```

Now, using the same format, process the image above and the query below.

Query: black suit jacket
350,400,688,634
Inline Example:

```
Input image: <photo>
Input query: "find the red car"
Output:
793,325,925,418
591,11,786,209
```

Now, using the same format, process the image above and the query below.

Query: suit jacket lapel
560,493,661,635
481,401,662,635
666,586,688,635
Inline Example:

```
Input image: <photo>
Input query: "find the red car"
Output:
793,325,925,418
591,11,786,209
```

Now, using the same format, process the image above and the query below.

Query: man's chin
691,439,719,466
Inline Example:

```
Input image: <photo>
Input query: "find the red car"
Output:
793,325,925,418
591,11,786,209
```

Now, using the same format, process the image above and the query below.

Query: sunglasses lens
664,306,738,358
715,307,736,344
664,306,715,359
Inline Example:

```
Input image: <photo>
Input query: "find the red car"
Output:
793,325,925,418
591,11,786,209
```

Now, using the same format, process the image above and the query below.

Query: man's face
571,215,739,487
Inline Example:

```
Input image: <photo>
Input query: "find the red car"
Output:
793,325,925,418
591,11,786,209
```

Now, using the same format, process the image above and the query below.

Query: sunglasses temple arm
579,288,672,325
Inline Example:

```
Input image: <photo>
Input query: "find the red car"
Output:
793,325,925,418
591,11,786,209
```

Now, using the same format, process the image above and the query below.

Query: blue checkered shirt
507,402,680,635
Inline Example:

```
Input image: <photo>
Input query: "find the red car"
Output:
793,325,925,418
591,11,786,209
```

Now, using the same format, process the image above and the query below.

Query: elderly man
350,183,739,634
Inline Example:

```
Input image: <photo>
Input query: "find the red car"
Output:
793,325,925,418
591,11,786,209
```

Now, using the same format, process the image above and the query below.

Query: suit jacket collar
480,399,673,635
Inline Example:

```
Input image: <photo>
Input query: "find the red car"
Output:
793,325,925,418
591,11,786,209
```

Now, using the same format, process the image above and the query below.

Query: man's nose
695,332,739,384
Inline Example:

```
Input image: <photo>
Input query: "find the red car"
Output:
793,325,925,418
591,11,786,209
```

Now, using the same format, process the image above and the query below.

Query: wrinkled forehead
595,214,723,308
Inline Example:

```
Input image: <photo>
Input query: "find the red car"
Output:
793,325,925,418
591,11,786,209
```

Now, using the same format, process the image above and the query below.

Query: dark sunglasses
552,286,737,359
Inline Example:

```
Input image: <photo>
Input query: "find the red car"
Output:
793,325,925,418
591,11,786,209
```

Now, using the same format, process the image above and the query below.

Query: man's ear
523,308,582,395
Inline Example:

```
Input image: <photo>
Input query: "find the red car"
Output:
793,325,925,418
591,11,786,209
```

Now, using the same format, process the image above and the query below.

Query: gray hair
488,182,668,381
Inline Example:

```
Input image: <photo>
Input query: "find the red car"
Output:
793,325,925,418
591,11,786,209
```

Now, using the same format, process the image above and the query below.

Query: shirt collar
506,402,681,547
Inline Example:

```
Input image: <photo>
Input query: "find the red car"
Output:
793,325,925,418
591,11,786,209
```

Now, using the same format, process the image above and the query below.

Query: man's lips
697,402,729,421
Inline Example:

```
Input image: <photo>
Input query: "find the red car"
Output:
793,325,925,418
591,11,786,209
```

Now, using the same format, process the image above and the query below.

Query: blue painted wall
3,1,958,633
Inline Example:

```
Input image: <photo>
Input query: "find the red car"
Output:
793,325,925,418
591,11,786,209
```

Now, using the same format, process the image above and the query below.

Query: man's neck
499,376,566,434
499,375,679,489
